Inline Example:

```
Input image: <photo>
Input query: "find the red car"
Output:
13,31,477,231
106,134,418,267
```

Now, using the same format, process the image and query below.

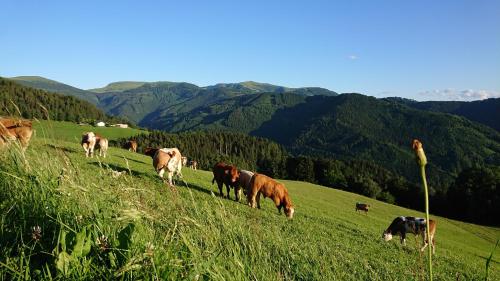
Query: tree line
0,78,128,124
114,130,499,226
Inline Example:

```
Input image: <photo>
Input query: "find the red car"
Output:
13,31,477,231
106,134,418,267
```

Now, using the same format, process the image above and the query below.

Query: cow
247,173,294,219
235,170,255,201
189,160,198,170
81,132,97,157
382,216,437,254
124,140,138,152
212,162,240,199
355,203,370,214
95,137,109,158
181,156,188,167
0,118,33,149
145,147,183,186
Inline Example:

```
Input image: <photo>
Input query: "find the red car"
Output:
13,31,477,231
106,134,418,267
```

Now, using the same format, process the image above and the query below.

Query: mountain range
6,76,500,186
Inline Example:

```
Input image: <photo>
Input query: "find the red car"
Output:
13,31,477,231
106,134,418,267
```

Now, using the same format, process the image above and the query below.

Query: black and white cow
382,216,436,254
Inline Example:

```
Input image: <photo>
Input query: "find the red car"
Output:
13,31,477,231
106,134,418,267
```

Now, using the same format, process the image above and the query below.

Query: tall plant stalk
413,139,433,281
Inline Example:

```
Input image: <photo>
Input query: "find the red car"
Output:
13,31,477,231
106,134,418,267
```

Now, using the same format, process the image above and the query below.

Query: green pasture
0,121,498,280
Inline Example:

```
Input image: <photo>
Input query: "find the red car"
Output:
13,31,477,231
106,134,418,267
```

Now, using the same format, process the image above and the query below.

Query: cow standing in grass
95,136,109,158
235,170,254,201
145,147,183,186
247,173,294,219
0,118,33,149
382,216,437,254
212,162,240,199
355,203,370,214
124,140,138,152
189,160,198,170
81,132,97,157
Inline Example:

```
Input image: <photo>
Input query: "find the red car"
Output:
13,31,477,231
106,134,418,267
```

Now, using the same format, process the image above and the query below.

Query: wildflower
412,139,433,281
96,235,110,252
31,225,42,241
412,139,427,167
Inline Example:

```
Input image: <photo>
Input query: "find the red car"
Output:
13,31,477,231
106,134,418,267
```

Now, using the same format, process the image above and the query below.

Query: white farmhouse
96,121,106,127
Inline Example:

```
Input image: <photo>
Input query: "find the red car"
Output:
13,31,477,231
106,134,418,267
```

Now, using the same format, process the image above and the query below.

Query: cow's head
144,147,158,158
382,230,393,241
285,205,294,219
226,166,240,183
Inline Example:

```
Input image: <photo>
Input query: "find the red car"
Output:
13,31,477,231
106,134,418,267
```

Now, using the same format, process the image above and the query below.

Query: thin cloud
348,55,358,60
418,89,500,101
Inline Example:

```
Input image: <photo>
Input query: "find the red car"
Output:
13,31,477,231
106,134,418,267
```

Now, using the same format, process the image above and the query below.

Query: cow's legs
234,187,241,202
167,172,174,186
158,168,165,179
226,184,231,199
274,197,282,214
256,192,262,209
400,234,406,246
249,192,258,208
217,182,224,197
432,237,435,254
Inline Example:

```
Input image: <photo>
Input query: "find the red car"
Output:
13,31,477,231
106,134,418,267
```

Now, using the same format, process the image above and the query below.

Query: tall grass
0,128,498,280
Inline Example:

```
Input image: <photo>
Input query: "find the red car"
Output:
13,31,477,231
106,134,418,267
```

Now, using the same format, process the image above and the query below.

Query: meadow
33,120,146,143
0,121,498,280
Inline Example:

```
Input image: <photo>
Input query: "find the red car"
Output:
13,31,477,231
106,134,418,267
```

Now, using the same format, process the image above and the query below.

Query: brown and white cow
382,216,437,254
212,162,240,199
0,118,33,149
355,203,370,214
81,132,97,157
95,137,109,158
189,160,198,170
124,140,138,152
247,173,294,219
181,156,188,167
145,147,183,186
235,170,254,202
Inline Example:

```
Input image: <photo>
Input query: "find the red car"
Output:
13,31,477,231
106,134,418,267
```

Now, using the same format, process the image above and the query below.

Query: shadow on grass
475,254,500,264
119,155,150,165
45,144,78,153
87,161,153,179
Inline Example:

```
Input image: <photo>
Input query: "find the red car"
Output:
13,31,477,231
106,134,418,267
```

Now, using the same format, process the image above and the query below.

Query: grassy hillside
33,120,146,143
88,82,146,93
10,76,99,104
0,121,498,280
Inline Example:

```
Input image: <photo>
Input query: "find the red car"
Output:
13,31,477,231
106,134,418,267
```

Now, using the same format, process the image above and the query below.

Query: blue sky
1,0,499,101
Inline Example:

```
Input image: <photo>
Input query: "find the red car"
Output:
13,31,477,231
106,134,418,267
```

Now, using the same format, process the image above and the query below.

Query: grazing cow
181,156,188,167
247,173,294,219
212,162,240,199
382,216,437,254
0,118,33,149
189,160,198,170
95,137,109,158
236,170,255,201
81,132,97,157
124,140,138,152
145,147,183,186
355,203,370,214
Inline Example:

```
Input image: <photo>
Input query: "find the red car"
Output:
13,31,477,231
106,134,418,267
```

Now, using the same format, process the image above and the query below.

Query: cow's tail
211,177,215,185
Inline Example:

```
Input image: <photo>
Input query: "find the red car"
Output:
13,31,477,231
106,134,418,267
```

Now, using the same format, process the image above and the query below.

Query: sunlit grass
0,122,498,280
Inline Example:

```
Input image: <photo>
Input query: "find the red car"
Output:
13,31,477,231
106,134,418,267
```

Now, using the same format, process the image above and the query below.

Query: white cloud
348,55,358,60
418,89,500,101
